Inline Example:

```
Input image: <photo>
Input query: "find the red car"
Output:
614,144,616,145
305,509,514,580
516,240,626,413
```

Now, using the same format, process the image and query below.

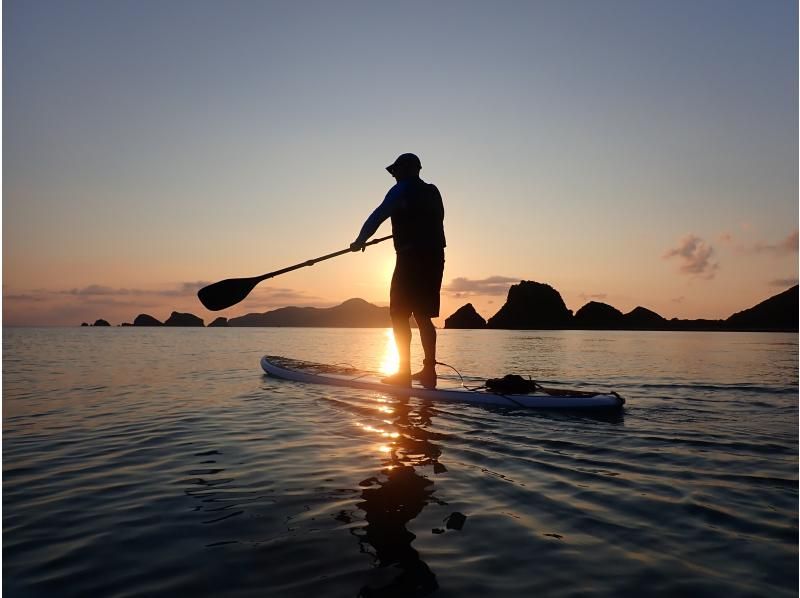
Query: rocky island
445,281,798,332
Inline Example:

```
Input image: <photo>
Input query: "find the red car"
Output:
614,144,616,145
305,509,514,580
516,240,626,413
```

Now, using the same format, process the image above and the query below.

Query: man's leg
392,313,412,375
382,312,412,386
413,316,437,388
416,316,436,366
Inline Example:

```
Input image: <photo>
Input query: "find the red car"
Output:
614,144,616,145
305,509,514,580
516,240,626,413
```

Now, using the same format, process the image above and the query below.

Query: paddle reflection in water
353,396,449,597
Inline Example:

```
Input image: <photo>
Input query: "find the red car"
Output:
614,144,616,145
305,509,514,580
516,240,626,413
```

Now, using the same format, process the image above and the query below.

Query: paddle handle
255,235,393,282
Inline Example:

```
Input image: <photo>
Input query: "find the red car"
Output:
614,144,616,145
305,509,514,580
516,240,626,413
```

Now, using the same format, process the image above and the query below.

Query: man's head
386,153,422,179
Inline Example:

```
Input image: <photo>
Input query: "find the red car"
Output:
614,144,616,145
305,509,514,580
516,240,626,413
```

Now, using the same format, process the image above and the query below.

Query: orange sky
3,1,797,326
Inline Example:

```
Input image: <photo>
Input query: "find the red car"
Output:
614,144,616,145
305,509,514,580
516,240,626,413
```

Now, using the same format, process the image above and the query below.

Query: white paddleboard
261,355,625,409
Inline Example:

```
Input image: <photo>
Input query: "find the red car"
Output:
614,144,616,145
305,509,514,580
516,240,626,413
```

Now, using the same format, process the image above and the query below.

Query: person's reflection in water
356,398,445,598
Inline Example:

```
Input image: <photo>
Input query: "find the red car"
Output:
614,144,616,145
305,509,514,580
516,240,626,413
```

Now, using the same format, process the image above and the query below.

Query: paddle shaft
254,235,393,282
197,234,393,310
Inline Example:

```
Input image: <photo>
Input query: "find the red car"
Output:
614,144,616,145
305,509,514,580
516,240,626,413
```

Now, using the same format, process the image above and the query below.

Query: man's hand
350,240,366,252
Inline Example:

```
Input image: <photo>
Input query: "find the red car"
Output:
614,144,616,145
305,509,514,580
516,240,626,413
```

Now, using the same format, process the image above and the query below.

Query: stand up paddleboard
261,355,625,410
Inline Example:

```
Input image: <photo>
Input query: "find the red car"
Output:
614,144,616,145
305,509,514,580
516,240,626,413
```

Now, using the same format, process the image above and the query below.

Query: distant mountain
726,285,798,331
228,298,391,327
624,307,668,329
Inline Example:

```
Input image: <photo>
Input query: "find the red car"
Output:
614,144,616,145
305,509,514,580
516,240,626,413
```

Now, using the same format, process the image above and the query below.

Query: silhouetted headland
726,285,798,330
208,317,229,327
228,298,390,327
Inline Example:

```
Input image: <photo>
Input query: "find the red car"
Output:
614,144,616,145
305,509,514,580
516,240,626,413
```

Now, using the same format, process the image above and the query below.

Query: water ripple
3,328,797,597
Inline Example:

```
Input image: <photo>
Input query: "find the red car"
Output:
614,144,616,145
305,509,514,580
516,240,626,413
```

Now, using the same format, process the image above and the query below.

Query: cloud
238,286,322,309
59,282,210,297
579,292,608,301
3,293,49,302
749,230,798,256
443,276,519,297
663,234,719,279
724,230,798,257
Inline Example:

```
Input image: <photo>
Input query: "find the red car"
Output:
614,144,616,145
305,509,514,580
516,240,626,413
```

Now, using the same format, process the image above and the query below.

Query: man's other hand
350,241,366,252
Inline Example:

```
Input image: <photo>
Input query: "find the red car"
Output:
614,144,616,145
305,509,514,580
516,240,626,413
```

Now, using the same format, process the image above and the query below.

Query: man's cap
386,153,422,174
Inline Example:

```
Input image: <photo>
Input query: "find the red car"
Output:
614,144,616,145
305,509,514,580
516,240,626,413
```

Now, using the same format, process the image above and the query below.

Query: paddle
197,235,393,311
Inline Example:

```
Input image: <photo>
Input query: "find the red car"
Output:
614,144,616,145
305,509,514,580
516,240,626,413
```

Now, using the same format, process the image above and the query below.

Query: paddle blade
197,277,260,311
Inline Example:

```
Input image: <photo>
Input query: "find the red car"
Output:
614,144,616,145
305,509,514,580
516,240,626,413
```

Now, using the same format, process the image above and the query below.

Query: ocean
3,327,798,597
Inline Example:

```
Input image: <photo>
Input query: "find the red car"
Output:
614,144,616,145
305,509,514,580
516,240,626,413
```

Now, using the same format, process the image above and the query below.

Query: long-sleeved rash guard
355,178,445,254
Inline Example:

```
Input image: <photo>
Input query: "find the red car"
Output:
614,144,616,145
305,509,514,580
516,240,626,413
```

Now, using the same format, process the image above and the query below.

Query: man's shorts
389,248,445,319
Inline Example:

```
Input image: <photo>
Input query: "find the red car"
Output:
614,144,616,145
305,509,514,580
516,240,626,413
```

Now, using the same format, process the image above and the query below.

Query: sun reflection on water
379,328,399,375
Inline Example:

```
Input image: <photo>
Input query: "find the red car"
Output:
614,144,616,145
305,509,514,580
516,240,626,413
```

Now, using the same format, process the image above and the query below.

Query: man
351,153,446,389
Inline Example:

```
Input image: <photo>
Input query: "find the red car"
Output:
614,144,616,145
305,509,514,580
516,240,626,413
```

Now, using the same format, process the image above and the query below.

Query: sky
3,0,798,326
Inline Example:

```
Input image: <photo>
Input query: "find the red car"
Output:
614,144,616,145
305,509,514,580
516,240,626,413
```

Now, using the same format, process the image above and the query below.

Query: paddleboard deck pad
261,355,625,409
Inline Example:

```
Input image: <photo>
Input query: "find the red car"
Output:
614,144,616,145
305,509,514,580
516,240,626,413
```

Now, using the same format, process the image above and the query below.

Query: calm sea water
3,327,798,597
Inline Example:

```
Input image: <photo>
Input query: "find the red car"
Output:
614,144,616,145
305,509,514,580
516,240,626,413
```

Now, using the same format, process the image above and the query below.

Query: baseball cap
386,153,422,174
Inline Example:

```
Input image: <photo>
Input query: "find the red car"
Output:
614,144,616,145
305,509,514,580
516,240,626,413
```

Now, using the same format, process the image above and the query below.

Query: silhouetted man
351,153,445,389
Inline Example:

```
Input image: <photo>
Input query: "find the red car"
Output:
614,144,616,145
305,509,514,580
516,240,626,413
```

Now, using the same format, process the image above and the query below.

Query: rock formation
623,306,668,329
726,285,798,331
134,314,163,326
209,317,229,327
487,281,573,329
444,303,486,329
164,311,204,327
574,302,625,329
93,319,110,326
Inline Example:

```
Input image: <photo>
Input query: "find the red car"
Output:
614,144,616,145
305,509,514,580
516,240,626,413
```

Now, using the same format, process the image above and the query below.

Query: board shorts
389,247,445,319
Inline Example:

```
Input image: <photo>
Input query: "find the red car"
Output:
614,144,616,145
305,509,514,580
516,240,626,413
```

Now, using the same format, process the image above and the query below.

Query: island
445,281,798,332
81,283,797,332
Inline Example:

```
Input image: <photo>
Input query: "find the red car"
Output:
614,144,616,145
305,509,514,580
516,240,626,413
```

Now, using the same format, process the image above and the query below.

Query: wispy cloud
58,282,210,297
749,230,798,256
579,292,608,301
663,234,719,279
236,286,322,309
721,230,798,257
4,293,49,302
443,276,519,298
769,278,798,288
717,232,734,244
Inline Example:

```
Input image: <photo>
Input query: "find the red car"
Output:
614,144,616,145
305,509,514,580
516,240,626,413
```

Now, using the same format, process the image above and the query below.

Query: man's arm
351,186,399,250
